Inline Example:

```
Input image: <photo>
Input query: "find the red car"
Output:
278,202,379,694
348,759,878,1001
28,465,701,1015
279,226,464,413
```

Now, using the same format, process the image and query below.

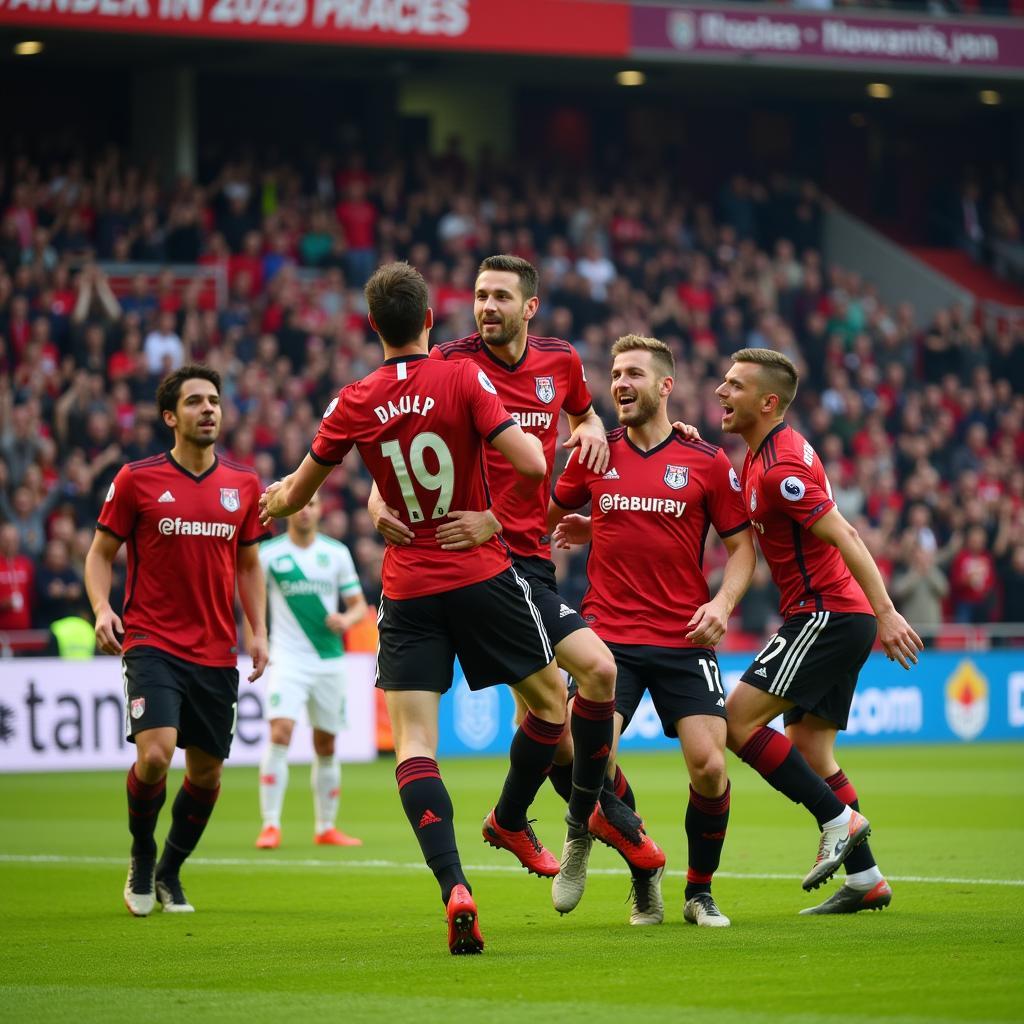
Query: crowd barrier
0,654,377,773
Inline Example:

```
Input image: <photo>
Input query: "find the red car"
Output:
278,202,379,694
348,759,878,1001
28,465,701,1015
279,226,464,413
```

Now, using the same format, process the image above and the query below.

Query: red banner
0,0,630,57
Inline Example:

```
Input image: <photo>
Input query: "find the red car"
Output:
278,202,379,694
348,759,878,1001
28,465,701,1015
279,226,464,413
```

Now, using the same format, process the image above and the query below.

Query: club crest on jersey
535,375,556,404
220,488,241,513
664,465,688,490
130,697,145,720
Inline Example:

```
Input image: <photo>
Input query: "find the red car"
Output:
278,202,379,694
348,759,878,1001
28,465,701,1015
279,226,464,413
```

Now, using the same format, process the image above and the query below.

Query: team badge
220,487,241,512
535,375,556,404
105,482,115,502
130,698,146,720
317,552,329,567
750,489,758,512
322,397,338,419
729,468,741,492
664,465,688,490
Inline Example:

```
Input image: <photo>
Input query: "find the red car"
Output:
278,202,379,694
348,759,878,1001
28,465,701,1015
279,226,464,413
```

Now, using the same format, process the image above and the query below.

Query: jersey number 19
381,432,455,522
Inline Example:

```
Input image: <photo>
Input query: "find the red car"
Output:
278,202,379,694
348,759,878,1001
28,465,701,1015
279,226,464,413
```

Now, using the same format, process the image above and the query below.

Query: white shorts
265,658,347,735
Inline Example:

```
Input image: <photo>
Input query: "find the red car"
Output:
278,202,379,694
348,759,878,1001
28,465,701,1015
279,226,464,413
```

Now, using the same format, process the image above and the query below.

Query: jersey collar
480,333,530,372
165,451,220,482
382,354,429,366
755,421,788,457
624,430,676,459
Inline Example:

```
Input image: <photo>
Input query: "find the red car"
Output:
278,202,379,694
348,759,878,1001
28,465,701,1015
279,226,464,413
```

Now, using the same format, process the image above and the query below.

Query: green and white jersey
259,533,362,662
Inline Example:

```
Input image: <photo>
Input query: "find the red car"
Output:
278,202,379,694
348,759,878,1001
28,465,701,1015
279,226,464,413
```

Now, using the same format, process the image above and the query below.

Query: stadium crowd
1,145,1023,642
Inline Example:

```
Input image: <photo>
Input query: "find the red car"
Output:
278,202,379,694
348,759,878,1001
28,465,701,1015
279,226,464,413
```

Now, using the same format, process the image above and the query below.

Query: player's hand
564,420,610,475
877,608,924,670
671,421,702,441
552,514,593,549
94,605,124,655
259,481,285,526
685,598,729,647
369,490,414,545
324,612,348,636
248,634,269,681
435,510,501,551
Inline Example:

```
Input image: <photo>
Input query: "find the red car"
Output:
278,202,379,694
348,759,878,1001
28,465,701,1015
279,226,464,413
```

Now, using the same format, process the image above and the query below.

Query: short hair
156,364,221,417
731,348,799,413
364,262,429,346
477,254,539,301
611,334,675,378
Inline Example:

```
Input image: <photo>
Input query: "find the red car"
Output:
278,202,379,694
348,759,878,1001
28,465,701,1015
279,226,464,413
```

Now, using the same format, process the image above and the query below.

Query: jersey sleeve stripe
220,457,260,475
240,531,272,546
486,418,516,443
718,521,750,538
564,400,593,418
96,522,128,541
308,446,341,466
550,489,579,510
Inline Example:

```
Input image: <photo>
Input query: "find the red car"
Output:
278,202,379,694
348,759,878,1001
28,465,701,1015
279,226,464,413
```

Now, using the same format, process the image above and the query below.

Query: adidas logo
754,667,768,678
158,490,175,503
602,468,620,480
590,744,611,760
716,697,725,707
418,809,442,829
559,604,576,618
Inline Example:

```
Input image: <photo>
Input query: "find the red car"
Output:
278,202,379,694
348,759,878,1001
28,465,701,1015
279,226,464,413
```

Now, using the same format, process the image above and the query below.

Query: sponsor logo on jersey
477,370,497,395
535,375,556,404
158,518,237,539
158,490,175,503
105,482,115,502
130,697,145,720
750,489,758,512
664,465,688,490
602,467,620,480
944,660,989,741
781,476,806,502
511,410,553,430
220,488,241,512
729,468,741,492
598,493,687,518
322,397,338,419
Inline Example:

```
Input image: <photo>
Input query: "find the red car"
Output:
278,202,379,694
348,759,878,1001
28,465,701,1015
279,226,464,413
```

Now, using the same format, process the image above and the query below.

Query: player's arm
368,481,416,546
491,423,545,500
809,507,924,669
326,588,370,635
236,543,269,682
547,498,592,550
685,528,756,647
564,409,609,475
84,529,125,655
260,454,333,524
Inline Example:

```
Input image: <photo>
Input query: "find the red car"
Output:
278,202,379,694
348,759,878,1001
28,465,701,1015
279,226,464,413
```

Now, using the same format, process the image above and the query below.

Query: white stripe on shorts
508,564,554,665
772,610,830,698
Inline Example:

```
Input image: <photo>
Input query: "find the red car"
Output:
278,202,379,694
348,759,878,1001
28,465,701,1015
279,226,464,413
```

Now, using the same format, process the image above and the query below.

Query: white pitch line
1,853,1021,887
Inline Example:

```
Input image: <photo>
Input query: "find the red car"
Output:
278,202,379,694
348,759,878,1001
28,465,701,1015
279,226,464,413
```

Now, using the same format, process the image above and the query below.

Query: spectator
143,309,185,375
34,537,86,626
890,545,950,636
949,525,998,624
0,522,33,632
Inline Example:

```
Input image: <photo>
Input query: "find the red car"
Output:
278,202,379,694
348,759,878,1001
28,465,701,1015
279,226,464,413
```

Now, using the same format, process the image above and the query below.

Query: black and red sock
684,783,731,900
738,727,845,826
157,776,219,878
126,765,166,861
396,756,467,904
567,696,615,829
825,768,877,874
495,712,563,829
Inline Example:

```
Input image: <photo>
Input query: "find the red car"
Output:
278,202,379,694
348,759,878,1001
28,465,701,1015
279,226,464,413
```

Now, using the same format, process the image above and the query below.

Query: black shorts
609,642,728,739
512,555,588,648
123,646,240,760
739,612,877,730
376,567,554,693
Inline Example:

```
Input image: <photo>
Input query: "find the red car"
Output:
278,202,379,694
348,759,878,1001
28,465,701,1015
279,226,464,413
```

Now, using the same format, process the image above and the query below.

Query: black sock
684,783,731,900
495,712,562,830
396,757,467,904
825,768,877,874
738,727,846,826
127,765,166,861
547,761,573,804
567,696,615,830
612,765,636,810
157,777,219,878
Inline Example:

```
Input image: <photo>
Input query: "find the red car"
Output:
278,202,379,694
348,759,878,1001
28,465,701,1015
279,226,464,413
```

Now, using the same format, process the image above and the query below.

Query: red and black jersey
431,333,593,560
96,452,269,667
553,428,748,647
311,354,514,600
742,423,873,620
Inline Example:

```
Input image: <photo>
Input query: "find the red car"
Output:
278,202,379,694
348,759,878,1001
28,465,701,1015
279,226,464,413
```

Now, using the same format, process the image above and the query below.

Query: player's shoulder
760,425,815,475
670,434,722,460
124,453,168,475
527,334,576,363
433,333,484,360
607,425,628,447
218,456,261,481
316,534,352,555
261,533,291,550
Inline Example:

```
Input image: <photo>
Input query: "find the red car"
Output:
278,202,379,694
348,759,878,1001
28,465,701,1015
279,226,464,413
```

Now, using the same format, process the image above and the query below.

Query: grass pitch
2,743,1022,1024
